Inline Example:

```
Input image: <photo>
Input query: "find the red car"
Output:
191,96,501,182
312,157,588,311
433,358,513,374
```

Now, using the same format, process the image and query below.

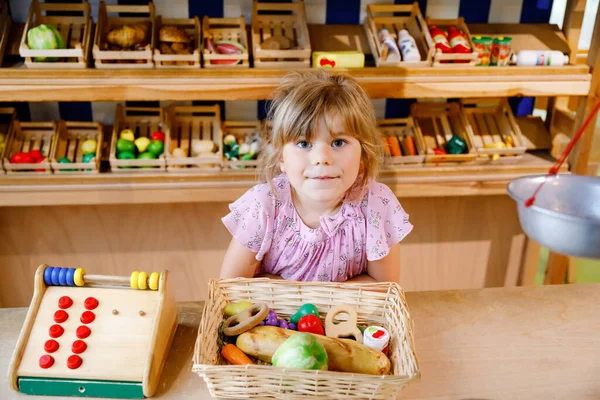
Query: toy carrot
221,344,254,365
387,136,402,157
381,137,391,156
403,136,416,156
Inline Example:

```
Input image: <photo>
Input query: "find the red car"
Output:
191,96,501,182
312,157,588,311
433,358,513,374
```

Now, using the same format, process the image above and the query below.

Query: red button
49,324,64,338
80,311,95,324
44,339,59,353
58,296,73,309
67,355,82,369
39,355,54,369
54,310,68,323
72,340,87,354
76,325,91,339
84,297,99,310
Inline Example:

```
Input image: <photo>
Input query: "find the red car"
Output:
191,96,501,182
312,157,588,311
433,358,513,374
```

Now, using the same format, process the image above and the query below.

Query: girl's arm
220,238,261,279
361,242,401,283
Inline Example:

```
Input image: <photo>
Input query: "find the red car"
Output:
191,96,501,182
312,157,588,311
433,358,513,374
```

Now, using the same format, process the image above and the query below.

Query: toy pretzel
223,302,269,336
325,304,363,344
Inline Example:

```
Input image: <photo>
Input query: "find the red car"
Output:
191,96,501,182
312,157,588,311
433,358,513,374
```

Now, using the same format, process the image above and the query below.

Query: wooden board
17,286,157,382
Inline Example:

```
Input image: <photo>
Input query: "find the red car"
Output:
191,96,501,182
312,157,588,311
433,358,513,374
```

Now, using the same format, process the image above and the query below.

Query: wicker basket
193,278,420,399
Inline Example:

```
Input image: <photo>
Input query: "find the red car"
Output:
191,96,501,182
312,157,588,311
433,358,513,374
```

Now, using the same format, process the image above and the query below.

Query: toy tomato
151,131,165,142
297,314,324,335
29,150,43,162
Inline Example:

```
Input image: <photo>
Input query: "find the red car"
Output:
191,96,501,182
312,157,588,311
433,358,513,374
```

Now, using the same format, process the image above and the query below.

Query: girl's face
280,114,362,205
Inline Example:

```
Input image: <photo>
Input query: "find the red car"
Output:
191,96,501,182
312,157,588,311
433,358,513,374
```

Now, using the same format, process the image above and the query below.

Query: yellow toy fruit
223,300,254,317
120,129,135,141
135,137,151,153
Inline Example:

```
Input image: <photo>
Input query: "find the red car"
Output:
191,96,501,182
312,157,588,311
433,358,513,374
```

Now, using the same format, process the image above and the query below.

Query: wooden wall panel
0,196,525,307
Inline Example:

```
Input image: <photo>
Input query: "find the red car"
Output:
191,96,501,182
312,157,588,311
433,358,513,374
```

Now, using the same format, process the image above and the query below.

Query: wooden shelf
0,153,564,206
0,64,590,101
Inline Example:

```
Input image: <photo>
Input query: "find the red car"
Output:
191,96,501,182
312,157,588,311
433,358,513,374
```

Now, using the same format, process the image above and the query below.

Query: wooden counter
2,283,599,399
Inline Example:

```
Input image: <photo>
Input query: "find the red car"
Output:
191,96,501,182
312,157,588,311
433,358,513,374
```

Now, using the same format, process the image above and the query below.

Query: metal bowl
508,174,600,259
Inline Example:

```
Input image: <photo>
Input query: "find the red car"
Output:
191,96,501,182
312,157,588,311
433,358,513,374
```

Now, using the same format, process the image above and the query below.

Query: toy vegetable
221,344,253,365
272,333,328,371
223,300,253,317
297,314,324,335
27,24,65,61
290,303,319,325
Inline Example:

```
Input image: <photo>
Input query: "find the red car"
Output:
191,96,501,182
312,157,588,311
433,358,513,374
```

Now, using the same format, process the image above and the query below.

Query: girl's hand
220,238,261,279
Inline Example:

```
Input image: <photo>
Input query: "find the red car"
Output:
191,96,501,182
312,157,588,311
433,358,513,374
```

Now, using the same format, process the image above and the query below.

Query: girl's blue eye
297,140,311,149
332,139,346,148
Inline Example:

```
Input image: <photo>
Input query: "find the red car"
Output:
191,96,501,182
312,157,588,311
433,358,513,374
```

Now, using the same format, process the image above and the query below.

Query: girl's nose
311,142,333,165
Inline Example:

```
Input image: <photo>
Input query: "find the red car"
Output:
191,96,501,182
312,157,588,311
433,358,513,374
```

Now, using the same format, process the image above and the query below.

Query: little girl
220,70,413,282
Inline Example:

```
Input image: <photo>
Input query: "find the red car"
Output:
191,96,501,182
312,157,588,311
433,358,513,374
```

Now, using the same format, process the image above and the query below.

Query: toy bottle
377,28,401,62
448,26,471,53
429,26,451,53
398,29,421,62
511,50,569,66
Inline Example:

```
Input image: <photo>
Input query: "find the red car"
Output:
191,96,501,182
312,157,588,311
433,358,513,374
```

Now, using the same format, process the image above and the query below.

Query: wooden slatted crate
154,16,201,68
364,3,434,67
0,107,16,174
19,0,93,68
411,102,477,163
2,120,57,174
202,16,250,68
223,120,262,169
93,1,155,68
378,118,426,165
252,0,311,68
460,98,527,162
426,17,478,67
50,121,103,174
0,1,11,67
109,104,167,172
166,104,223,171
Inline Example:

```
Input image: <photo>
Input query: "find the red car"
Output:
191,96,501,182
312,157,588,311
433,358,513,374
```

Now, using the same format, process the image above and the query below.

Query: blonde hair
259,70,383,198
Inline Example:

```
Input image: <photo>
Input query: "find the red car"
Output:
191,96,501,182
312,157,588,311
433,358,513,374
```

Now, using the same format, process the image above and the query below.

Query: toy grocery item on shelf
377,118,426,166
8,265,177,398
511,50,569,66
50,121,103,174
429,25,451,53
428,18,478,66
2,120,57,174
491,36,512,66
472,36,492,66
448,26,471,53
377,28,401,62
222,120,261,169
312,51,365,68
398,29,421,62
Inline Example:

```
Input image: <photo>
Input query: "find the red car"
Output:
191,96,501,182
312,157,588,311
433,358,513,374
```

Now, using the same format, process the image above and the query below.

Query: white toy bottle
511,50,569,66
398,29,421,62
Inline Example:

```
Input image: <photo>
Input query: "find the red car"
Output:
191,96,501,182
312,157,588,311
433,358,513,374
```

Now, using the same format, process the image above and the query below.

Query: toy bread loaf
159,26,191,43
236,326,391,375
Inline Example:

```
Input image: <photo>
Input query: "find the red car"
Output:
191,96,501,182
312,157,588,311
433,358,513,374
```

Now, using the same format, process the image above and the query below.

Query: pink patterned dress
222,174,413,282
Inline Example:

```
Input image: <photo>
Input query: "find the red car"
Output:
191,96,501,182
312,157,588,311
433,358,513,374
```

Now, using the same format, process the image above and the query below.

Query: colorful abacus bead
44,266,79,286
44,267,54,285
58,268,68,286
149,272,160,291
51,268,61,286
66,268,76,286
74,268,85,287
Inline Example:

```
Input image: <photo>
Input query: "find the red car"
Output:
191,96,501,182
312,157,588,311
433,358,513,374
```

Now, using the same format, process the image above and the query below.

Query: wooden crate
460,98,528,162
411,102,477,163
154,16,200,68
364,3,434,67
0,1,11,67
223,120,262,169
49,121,103,174
109,104,167,172
19,0,93,68
166,104,223,172
378,118,426,165
202,16,250,68
93,1,155,69
252,0,311,69
0,107,16,174
426,18,478,67
2,120,57,174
